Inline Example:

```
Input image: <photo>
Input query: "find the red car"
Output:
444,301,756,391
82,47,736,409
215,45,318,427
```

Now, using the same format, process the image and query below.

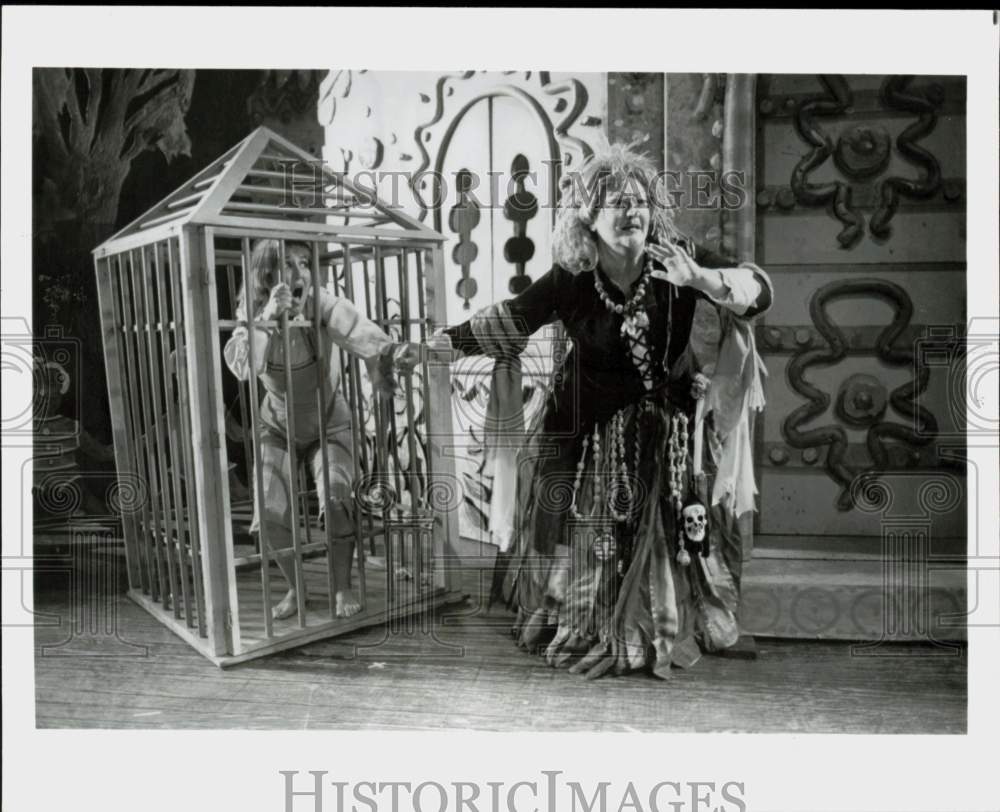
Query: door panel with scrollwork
433,91,563,542
753,74,966,556
435,95,556,346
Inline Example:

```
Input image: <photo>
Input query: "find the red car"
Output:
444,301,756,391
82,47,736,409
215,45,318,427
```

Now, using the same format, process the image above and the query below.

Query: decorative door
421,80,586,541
740,74,967,640
319,70,606,546
431,92,558,359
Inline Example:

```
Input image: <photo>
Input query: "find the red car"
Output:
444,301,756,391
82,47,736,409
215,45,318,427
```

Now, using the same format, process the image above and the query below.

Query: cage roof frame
95,126,444,257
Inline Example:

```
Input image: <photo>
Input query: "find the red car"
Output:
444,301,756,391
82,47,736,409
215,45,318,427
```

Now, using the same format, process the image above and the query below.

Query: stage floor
31,550,967,733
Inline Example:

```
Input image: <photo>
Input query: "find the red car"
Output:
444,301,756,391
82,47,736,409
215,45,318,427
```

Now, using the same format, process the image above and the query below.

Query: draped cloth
444,260,773,677
482,266,772,548
697,264,773,521
469,302,530,553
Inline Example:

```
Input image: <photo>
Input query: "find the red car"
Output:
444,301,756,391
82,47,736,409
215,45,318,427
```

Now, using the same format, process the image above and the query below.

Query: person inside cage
423,141,773,679
224,239,418,621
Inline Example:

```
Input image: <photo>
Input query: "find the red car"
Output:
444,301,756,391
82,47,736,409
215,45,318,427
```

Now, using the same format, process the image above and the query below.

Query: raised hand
260,282,294,321
646,242,700,288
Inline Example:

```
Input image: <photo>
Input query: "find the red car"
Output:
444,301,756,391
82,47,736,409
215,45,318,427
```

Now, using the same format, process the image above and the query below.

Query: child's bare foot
272,588,300,620
335,589,361,618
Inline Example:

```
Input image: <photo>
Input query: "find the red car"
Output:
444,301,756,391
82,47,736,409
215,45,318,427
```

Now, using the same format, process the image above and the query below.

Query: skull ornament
681,501,711,558
682,502,707,544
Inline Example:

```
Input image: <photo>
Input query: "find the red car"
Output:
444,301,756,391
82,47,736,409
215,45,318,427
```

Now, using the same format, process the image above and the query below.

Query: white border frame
4,8,998,812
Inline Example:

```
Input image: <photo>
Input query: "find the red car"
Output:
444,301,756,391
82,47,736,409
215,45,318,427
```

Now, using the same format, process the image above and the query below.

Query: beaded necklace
568,254,690,572
569,427,600,521
569,257,651,525
567,406,645,574
566,257,652,569
607,409,641,522
569,408,692,568
569,410,644,523
668,412,691,566
592,257,652,339
568,425,617,566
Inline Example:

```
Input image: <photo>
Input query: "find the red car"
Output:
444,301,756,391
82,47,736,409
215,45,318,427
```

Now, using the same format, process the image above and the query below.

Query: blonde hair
237,239,312,317
552,142,685,274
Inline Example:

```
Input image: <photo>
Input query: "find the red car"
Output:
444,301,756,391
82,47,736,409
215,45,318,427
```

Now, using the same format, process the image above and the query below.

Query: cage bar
117,253,170,604
135,246,184,620
94,256,145,593
309,241,339,620
239,236,275,641
94,127,461,666
181,226,240,656
338,242,372,604
166,238,208,637
277,240,308,628
110,252,155,599
151,242,195,627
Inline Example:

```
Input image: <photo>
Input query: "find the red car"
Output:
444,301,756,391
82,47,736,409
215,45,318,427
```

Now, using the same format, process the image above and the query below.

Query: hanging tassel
676,530,691,566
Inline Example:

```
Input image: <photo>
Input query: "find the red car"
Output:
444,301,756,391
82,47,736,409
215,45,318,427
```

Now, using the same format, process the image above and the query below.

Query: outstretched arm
317,287,394,360
647,242,772,318
316,288,399,394
442,265,562,359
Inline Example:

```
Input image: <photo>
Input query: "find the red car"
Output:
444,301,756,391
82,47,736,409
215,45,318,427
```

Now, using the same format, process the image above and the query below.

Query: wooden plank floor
233,557,447,656
32,555,967,733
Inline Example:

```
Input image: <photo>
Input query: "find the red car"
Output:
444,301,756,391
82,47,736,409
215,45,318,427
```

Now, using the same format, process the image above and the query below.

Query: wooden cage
93,127,463,666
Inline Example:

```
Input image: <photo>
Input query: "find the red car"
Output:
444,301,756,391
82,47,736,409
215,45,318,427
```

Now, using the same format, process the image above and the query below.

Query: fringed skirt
500,394,745,679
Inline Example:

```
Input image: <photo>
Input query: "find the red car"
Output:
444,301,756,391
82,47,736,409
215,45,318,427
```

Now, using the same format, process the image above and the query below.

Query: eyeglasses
605,194,649,211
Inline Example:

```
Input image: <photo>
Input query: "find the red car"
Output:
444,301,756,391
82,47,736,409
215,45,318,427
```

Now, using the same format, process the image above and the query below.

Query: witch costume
443,241,772,679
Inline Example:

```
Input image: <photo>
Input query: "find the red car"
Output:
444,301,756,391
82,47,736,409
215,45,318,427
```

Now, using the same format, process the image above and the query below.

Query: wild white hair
552,141,685,274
